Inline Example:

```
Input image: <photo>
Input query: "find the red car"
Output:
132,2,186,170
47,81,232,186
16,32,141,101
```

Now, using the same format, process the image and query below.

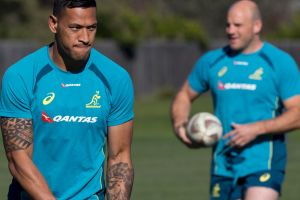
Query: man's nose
226,25,235,34
79,29,89,44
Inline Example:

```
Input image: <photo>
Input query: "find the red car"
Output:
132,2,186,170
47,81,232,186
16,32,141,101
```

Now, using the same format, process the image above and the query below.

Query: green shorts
210,170,285,200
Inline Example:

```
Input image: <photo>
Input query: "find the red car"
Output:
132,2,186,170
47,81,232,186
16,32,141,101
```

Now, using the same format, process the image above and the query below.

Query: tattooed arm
0,117,56,200
106,120,134,200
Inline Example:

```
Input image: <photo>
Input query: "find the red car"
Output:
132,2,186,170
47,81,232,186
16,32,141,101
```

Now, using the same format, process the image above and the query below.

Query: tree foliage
268,13,300,39
0,0,298,46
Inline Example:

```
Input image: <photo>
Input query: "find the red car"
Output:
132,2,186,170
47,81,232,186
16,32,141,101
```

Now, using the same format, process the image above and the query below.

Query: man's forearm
8,152,56,200
258,106,300,136
1,117,55,199
106,161,134,200
171,91,192,129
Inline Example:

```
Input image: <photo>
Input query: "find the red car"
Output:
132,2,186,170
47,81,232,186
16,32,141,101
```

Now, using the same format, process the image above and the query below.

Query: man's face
54,7,97,61
225,8,258,53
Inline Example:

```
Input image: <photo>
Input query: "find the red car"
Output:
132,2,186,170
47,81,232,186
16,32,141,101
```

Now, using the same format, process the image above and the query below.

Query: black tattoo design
0,118,33,152
107,162,134,200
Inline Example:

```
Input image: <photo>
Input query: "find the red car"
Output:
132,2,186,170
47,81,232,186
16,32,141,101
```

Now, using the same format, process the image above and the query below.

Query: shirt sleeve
188,53,210,93
0,68,32,118
107,72,134,126
276,54,300,101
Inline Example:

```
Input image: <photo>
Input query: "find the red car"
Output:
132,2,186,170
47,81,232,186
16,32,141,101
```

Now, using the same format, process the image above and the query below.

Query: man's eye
70,27,80,31
88,26,97,31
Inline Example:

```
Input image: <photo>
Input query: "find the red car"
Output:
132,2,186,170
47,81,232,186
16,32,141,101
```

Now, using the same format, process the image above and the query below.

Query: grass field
0,94,299,199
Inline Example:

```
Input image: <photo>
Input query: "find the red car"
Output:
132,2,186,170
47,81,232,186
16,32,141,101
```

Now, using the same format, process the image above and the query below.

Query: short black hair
53,0,96,16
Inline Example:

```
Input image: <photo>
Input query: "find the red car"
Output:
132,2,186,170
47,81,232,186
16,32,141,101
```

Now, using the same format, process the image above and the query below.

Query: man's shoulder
5,46,48,74
196,46,229,67
203,46,227,58
261,42,292,58
260,42,297,67
1,46,48,96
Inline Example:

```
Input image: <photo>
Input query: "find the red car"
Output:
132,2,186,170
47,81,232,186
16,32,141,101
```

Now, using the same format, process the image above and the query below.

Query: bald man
171,0,300,199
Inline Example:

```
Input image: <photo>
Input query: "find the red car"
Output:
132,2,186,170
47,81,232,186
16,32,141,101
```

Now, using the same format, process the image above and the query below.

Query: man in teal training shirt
171,0,300,199
0,0,134,199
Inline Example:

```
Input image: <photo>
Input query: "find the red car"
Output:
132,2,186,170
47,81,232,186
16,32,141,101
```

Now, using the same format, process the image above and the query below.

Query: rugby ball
186,112,222,146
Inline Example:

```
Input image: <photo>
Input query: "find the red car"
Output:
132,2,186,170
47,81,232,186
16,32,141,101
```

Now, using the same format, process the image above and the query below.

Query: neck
49,42,88,73
242,37,263,54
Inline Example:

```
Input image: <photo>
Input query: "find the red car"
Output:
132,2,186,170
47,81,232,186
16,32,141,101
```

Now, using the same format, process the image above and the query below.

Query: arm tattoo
0,118,33,153
107,162,134,200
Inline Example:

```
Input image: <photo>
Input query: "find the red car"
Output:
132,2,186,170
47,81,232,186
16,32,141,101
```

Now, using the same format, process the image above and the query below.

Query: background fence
1,39,300,96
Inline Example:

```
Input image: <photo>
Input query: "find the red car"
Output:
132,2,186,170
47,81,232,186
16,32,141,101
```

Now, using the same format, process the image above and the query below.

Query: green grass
0,95,299,199
0,138,10,199
132,95,300,200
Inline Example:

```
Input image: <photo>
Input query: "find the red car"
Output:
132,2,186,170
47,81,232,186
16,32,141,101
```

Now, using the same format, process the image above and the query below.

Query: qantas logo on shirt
218,81,257,91
41,111,98,123
42,111,54,123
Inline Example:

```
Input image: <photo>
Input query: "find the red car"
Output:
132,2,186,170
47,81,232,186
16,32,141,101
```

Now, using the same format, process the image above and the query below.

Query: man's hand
224,122,263,148
174,123,191,143
174,123,205,149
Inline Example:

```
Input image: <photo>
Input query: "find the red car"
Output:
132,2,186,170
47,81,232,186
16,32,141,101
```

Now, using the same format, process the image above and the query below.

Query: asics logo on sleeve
43,92,55,105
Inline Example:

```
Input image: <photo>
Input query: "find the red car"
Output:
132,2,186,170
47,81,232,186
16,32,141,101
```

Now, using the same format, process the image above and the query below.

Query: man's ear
253,19,262,34
48,15,58,34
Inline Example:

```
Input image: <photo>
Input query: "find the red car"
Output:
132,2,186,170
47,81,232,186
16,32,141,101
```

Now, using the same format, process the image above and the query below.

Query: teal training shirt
0,46,134,199
188,42,300,178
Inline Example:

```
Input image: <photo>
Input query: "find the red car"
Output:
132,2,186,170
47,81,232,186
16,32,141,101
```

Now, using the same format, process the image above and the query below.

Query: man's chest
208,57,277,97
31,72,111,124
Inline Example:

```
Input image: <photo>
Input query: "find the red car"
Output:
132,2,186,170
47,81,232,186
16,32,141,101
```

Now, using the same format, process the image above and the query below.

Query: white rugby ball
186,112,222,146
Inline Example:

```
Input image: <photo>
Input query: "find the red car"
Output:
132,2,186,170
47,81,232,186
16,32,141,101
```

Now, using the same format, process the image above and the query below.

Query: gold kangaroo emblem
249,67,263,80
86,91,101,108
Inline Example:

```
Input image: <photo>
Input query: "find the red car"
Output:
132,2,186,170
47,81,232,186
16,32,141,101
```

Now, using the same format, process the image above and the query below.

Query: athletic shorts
210,170,285,200
8,178,106,200
85,189,106,200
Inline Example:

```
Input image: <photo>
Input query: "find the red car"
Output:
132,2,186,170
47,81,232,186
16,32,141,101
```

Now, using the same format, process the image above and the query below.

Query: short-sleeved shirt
188,42,300,179
0,45,134,199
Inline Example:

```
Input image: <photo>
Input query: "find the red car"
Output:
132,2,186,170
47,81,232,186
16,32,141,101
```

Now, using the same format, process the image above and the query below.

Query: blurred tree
268,13,300,39
0,0,297,43
154,0,294,39
0,0,51,41
0,0,23,37
98,0,208,56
